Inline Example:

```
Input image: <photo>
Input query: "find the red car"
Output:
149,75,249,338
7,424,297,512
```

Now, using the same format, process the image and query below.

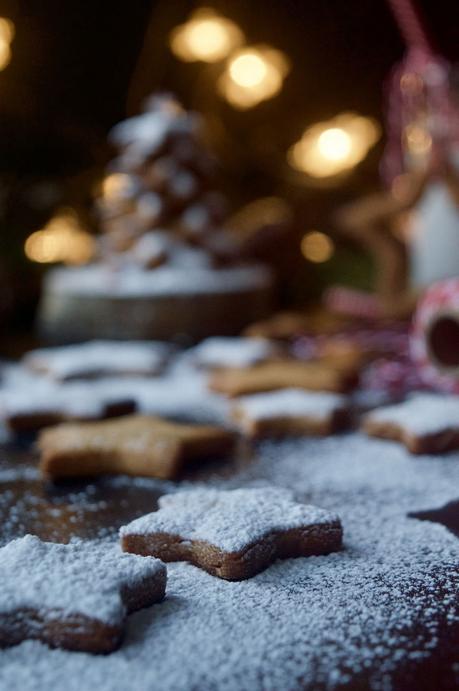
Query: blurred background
0,0,457,338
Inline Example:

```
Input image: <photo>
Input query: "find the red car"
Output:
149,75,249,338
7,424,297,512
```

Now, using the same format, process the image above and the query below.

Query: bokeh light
229,52,268,88
170,8,243,63
317,128,352,162
0,17,14,70
404,123,432,156
301,231,335,263
0,17,14,43
219,45,290,109
24,210,95,265
288,113,380,179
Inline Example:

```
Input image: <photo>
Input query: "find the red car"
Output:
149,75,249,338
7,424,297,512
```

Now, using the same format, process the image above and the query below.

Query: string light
24,210,95,265
301,231,335,263
0,18,14,43
229,52,268,88
289,113,380,179
404,123,432,156
0,17,14,70
219,45,290,109
170,8,243,63
317,128,352,162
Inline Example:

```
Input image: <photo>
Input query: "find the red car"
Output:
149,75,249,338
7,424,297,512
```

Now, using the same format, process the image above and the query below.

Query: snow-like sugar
235,388,347,420
189,336,277,369
364,392,459,435
121,487,339,552
0,535,165,625
2,393,459,688
23,340,171,380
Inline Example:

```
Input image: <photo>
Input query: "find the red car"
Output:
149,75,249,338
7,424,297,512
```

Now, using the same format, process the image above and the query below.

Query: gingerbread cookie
0,382,135,434
0,535,166,653
120,487,343,580
243,309,349,341
362,393,459,454
208,359,358,397
231,388,351,438
23,340,172,381
189,336,278,369
39,415,236,480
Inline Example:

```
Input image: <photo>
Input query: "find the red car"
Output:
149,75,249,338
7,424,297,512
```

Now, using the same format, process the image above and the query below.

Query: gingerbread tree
95,93,236,269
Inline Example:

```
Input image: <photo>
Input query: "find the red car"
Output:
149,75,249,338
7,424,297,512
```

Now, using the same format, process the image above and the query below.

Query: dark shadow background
0,0,457,333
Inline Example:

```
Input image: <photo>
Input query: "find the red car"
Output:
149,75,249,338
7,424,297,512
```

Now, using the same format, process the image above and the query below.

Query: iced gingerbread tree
38,94,273,342
96,93,238,271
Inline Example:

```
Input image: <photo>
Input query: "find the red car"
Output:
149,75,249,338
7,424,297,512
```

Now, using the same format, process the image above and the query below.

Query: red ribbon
381,0,458,184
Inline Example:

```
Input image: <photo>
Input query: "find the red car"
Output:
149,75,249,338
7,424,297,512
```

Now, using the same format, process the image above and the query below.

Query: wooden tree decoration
336,0,459,319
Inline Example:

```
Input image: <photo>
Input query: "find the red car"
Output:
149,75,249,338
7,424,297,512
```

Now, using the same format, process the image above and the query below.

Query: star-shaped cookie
362,393,459,454
231,389,351,438
23,340,171,381
0,381,135,434
208,359,357,397
120,487,342,580
189,336,279,369
0,535,166,653
38,415,236,480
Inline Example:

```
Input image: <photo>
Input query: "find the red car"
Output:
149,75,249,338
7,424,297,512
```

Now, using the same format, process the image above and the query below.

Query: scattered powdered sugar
0,380,127,421
23,341,171,380
189,337,277,369
3,402,459,687
0,535,165,625
234,388,347,420
363,392,459,435
120,487,339,552
0,361,229,426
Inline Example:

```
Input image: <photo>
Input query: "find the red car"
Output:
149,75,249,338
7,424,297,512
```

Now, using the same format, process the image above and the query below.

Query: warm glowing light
317,128,352,161
404,123,432,156
229,53,268,88
170,9,243,63
219,45,289,109
301,231,335,263
0,17,14,71
288,113,380,179
226,197,292,237
24,210,95,265
0,40,11,69
0,17,14,43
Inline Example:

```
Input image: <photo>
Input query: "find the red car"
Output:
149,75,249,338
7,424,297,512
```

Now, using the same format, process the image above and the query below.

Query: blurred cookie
209,360,358,397
231,389,351,438
362,393,459,454
0,382,135,434
190,337,278,370
23,341,171,381
39,415,236,480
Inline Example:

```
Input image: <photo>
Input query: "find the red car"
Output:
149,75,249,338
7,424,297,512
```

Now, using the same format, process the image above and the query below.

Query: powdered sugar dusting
363,392,459,435
0,535,165,625
234,388,347,420
23,341,171,380
189,337,277,369
121,487,339,552
0,380,130,422
0,360,228,426
2,423,459,687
